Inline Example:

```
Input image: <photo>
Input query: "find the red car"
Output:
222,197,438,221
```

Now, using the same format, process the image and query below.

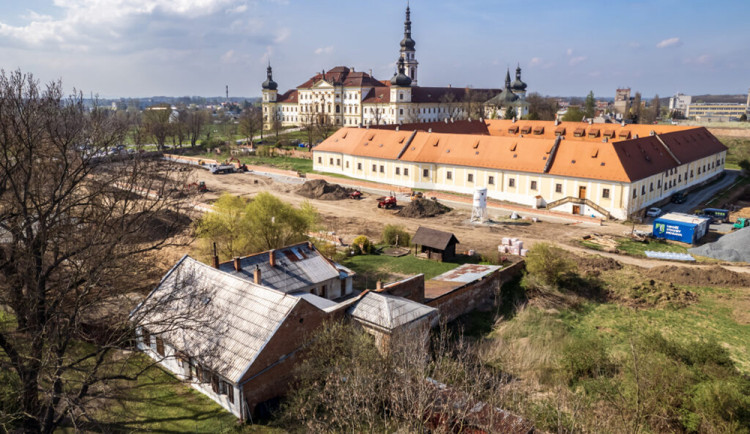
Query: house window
141,328,151,347
317,157,322,164
509,178,515,187
345,161,349,168
155,337,165,356
404,168,409,176
399,108,403,115
678,175,682,182
329,158,333,165
226,383,235,404
555,183,562,193
658,180,662,188
423,169,429,177
395,167,400,175
336,158,341,166
488,176,495,185
641,186,646,195
372,164,377,172
211,375,220,394
650,183,653,192
698,167,701,174
446,171,452,180
690,170,693,178
357,162,362,170
602,188,610,199
379,165,384,173
468,173,474,183
399,93,403,101
530,180,537,190
633,189,637,198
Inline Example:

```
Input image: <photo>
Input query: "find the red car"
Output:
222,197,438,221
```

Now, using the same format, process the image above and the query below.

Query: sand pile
397,198,450,218
297,179,354,200
645,265,750,288
688,226,750,263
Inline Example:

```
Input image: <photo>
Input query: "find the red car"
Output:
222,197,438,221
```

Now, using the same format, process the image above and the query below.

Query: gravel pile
688,227,750,263
296,179,354,200
397,198,451,218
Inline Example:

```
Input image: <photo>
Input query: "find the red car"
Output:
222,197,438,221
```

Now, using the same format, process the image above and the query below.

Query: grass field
717,136,750,169
341,254,457,289
615,237,688,257
189,151,313,173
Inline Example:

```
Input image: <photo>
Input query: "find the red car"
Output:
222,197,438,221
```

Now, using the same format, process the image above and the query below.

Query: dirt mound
645,265,750,288
688,226,750,262
621,279,697,309
397,198,451,218
575,254,623,274
296,179,354,200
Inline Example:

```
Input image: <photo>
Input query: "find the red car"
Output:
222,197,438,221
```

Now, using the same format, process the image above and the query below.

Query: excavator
227,157,249,172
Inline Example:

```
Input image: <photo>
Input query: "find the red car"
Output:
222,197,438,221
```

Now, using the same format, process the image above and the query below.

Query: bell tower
399,3,418,86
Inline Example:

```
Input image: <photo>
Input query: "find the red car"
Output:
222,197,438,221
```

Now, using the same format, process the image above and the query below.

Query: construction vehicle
184,181,207,193
348,190,362,200
733,217,750,230
206,163,235,174
227,157,248,172
377,192,397,209
410,191,424,201
700,208,730,223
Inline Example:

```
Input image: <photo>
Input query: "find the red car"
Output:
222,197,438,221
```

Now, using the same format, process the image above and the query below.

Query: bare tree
314,112,336,141
0,70,192,433
463,88,489,120
125,110,147,150
143,103,172,150
238,107,262,144
185,109,207,147
438,91,459,121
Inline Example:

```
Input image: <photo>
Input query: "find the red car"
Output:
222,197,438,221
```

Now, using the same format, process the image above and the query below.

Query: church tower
399,3,418,86
261,63,278,129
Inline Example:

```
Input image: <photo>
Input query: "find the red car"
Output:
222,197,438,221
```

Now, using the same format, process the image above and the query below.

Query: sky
1,0,749,99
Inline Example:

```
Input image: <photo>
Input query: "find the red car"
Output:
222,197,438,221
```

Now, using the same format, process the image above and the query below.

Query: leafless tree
185,109,207,147
438,92,460,121
238,107,262,144
526,92,559,121
0,70,196,433
463,88,490,121
143,103,172,150
314,112,336,141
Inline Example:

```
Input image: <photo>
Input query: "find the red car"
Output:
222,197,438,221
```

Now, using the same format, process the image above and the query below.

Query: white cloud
221,49,235,63
314,45,333,55
566,48,573,56
226,3,248,14
529,57,542,66
684,54,712,65
274,27,290,43
569,56,587,66
656,37,681,48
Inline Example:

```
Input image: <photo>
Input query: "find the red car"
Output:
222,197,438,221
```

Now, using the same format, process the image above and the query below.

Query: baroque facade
261,5,529,130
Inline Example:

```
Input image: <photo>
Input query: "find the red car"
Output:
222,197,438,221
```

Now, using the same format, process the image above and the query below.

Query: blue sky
1,0,748,99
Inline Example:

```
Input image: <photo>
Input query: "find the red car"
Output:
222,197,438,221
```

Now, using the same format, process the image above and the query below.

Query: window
141,328,151,347
467,173,474,183
602,188,610,199
641,186,646,195
227,384,234,404
633,189,637,198
379,165,384,173
446,171,452,180
650,183,653,192
155,336,165,356
690,170,693,178
423,169,429,177
357,162,362,171
395,167,400,175
658,180,662,188
329,158,333,165
698,167,701,174
404,168,409,176
399,93,403,101
399,108,403,115
372,164,377,172
336,158,341,166
345,161,349,168
488,176,495,185
555,183,562,193
509,178,516,187
530,180,537,190
317,157,322,164
211,375,219,394
678,175,682,182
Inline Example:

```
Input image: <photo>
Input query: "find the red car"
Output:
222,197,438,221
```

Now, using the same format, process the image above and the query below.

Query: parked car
671,192,686,204
646,207,662,218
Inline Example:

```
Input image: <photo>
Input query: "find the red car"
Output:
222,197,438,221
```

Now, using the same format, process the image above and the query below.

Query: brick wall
426,261,524,323
378,274,425,302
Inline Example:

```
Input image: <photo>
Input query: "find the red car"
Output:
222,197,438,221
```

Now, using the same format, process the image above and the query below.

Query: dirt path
190,168,750,275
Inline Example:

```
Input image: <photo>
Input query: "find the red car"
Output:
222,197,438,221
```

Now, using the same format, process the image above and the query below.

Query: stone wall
378,274,425,302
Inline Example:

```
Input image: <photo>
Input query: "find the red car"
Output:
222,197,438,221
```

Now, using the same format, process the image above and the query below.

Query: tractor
410,191,424,201
348,190,362,200
733,217,750,230
377,192,397,209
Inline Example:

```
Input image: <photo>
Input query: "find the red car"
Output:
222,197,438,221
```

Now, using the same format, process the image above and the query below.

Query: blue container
652,213,710,244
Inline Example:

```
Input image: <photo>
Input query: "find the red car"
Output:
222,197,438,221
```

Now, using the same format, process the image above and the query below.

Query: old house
218,241,355,300
412,226,459,262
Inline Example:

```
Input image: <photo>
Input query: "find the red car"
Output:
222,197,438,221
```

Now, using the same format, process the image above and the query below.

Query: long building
261,5,529,129
312,120,727,220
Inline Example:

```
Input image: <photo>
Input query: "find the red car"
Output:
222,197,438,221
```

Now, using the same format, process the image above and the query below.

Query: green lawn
188,151,313,173
341,254,457,289
615,237,688,257
717,136,750,169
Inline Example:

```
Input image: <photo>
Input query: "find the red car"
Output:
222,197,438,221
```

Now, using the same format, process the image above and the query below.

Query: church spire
505,69,511,88
399,2,418,85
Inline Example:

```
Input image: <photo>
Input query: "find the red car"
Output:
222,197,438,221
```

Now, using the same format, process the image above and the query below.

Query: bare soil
297,179,355,200
645,265,750,288
397,198,451,218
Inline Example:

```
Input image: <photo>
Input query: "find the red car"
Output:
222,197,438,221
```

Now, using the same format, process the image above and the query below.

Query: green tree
524,242,577,287
739,113,747,122
584,91,596,119
504,105,516,120
196,192,318,260
652,94,661,120
382,225,411,247
629,92,642,123
561,106,585,122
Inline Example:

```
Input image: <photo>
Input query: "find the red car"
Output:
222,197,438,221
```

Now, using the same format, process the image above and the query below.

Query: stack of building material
498,238,528,256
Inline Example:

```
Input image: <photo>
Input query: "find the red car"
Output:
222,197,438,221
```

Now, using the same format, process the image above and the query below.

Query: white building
668,93,692,116
261,5,528,130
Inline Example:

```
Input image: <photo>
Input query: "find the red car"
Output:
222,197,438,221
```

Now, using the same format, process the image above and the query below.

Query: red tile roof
276,89,298,103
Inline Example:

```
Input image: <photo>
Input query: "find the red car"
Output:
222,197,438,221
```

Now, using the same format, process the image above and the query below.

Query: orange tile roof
484,120,695,143
314,123,727,183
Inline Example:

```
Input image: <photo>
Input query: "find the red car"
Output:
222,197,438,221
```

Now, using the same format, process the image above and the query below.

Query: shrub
381,224,410,247
561,334,612,384
351,235,373,255
256,145,275,157
524,243,577,287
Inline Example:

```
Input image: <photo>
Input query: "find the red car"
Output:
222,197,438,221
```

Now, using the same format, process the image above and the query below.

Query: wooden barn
412,227,459,262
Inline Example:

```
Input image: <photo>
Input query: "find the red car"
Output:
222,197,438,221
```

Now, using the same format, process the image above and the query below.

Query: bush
351,235,373,255
561,334,612,384
256,145,275,157
381,224,410,247
524,243,577,287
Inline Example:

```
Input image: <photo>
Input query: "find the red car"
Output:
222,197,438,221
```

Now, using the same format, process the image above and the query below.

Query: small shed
412,226,459,262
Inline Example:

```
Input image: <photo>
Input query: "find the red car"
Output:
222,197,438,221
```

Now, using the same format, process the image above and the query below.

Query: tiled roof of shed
132,256,300,383
348,292,437,331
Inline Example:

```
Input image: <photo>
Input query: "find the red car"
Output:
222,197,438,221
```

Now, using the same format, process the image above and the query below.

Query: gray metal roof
219,243,350,293
348,292,437,331
131,255,300,383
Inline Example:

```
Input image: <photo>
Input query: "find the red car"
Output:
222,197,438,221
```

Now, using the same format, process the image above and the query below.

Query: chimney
253,265,261,284
369,69,372,76
212,242,220,269
269,249,276,267
376,280,382,290
233,257,242,272
307,240,314,250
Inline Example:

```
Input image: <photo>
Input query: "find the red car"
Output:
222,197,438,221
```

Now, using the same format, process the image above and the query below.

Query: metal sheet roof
431,264,501,284
348,292,437,331
132,255,300,383
219,243,348,293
